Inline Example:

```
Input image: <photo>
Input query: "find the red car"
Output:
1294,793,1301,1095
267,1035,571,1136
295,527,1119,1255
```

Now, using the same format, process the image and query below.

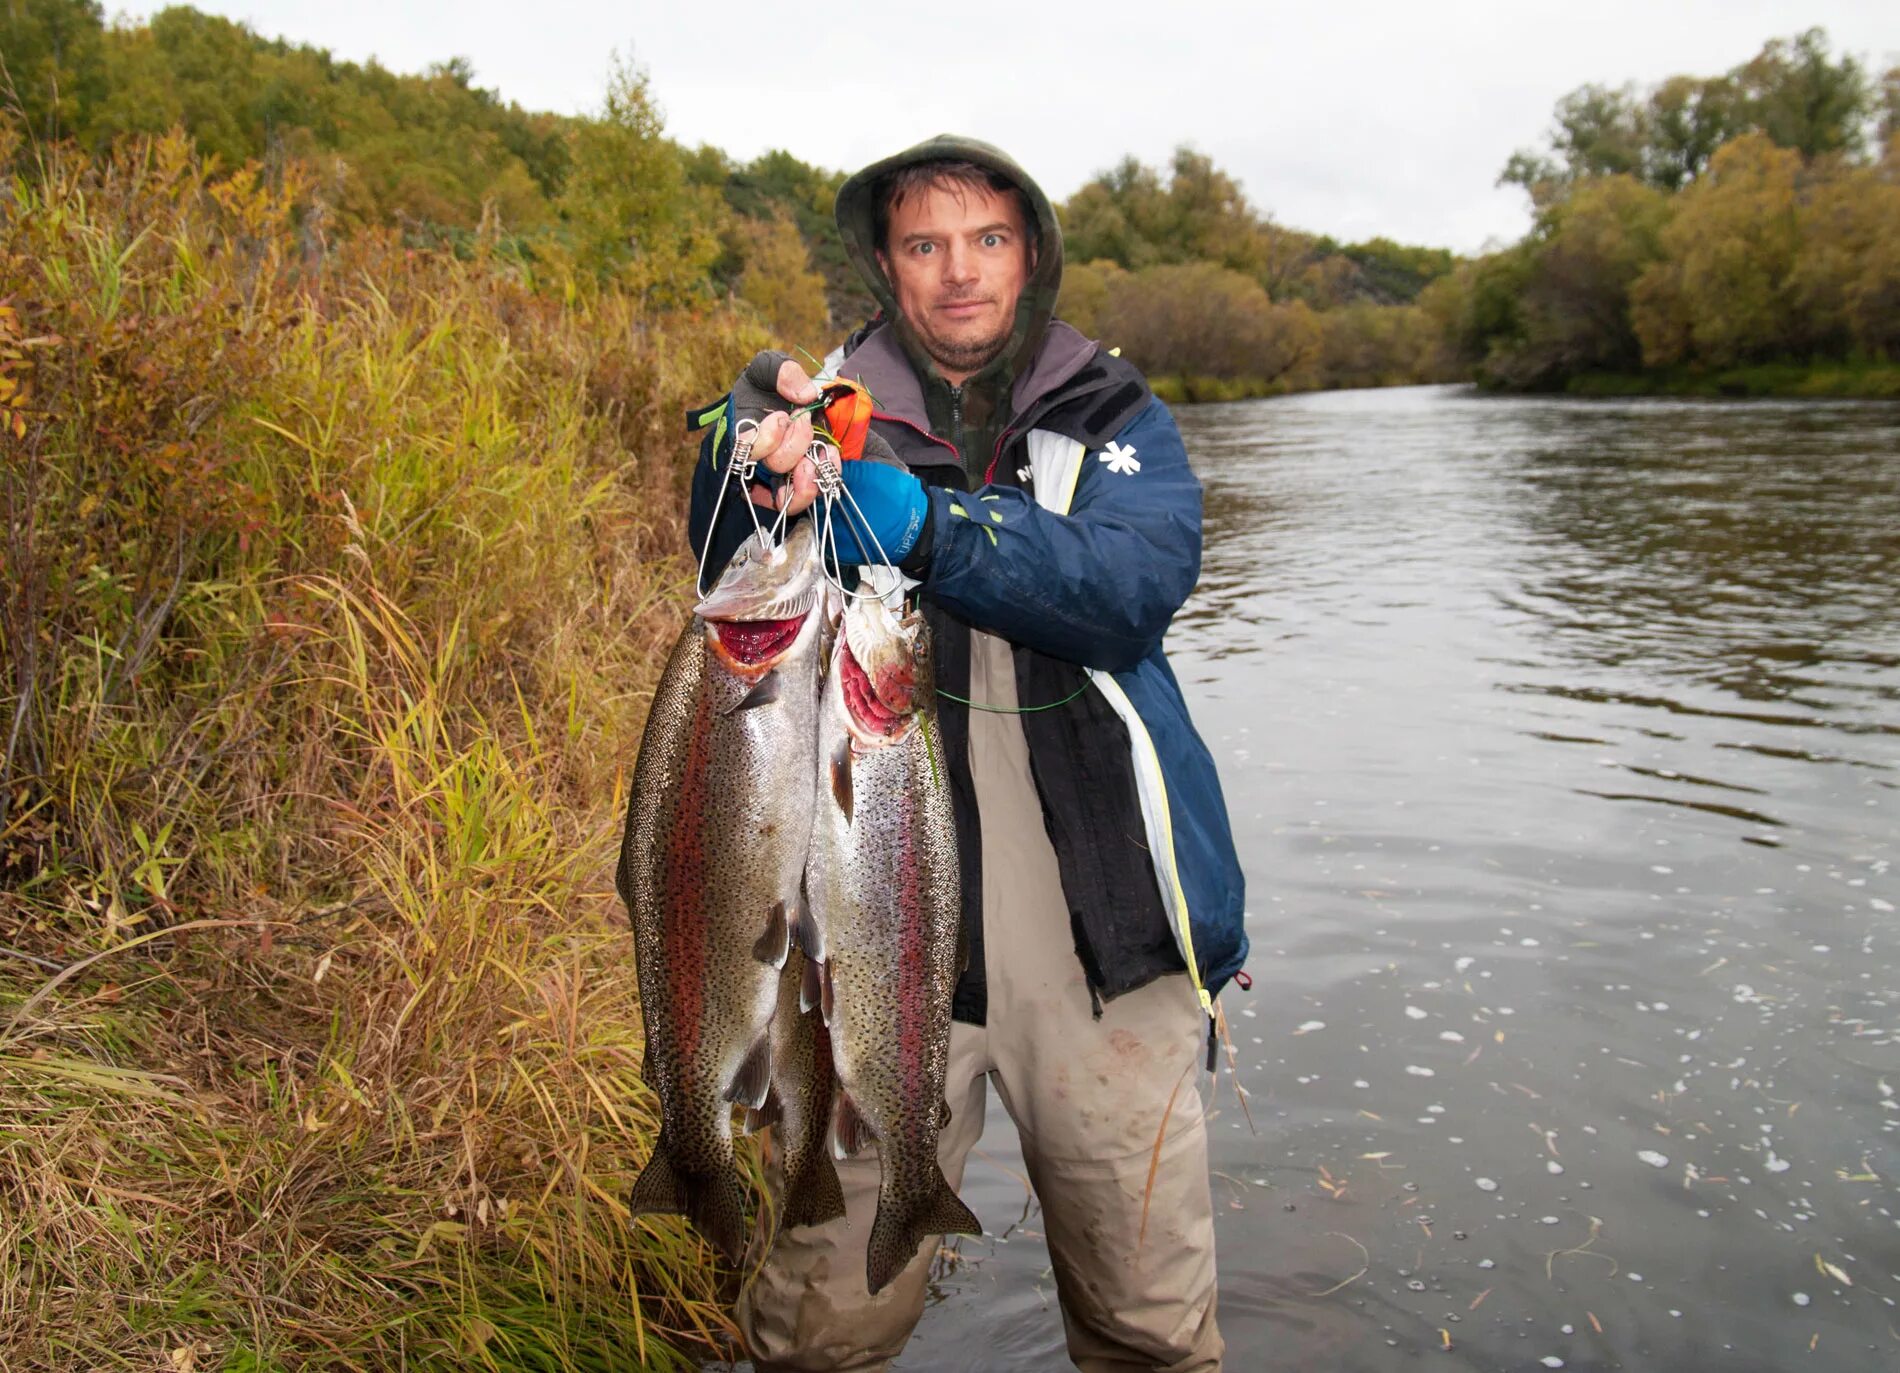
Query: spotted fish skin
617,522,824,1263
807,594,980,1295
755,948,846,1235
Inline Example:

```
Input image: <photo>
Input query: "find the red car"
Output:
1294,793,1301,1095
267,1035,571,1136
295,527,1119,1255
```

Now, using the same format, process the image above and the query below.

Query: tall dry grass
1,126,766,1370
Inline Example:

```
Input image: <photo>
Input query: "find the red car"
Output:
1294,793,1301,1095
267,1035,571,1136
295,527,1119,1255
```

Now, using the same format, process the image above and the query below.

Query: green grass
1,127,767,1370
1561,360,1900,399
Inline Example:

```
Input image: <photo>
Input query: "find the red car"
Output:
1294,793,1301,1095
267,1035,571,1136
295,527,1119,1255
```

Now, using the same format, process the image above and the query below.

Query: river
898,385,1900,1371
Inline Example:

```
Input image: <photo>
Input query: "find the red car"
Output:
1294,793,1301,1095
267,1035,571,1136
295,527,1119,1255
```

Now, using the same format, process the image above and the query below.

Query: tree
1502,29,1876,203
734,211,829,351
1055,259,1123,340
555,53,720,304
1631,134,1802,367
1516,175,1672,382
1788,140,1900,356
1502,83,1647,196
1733,27,1871,160
1645,75,1743,190
0,0,107,141
1091,262,1318,385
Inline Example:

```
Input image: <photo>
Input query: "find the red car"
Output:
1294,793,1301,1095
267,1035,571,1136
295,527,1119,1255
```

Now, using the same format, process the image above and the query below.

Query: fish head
696,522,822,675
836,595,927,745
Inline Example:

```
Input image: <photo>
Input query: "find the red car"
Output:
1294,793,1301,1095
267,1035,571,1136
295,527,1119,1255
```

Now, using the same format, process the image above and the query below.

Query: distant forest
0,0,1463,396
1453,27,1900,395
3,4,1897,394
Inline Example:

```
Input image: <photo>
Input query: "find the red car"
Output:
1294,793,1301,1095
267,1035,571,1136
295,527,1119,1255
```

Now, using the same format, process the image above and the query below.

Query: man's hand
731,351,823,518
824,460,929,567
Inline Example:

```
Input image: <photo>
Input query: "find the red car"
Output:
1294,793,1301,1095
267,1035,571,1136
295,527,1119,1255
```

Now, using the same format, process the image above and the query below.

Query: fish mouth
712,613,809,666
839,636,915,740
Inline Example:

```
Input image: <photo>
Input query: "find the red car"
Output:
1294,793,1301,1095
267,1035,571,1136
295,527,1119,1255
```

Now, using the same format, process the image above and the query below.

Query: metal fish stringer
696,418,791,597
811,439,903,605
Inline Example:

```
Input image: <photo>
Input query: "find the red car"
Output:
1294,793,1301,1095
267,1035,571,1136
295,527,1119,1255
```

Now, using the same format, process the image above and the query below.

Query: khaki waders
738,632,1223,1372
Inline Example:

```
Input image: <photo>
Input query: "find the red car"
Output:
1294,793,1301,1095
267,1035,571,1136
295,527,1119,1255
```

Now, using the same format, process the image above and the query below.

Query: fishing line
935,682,1091,714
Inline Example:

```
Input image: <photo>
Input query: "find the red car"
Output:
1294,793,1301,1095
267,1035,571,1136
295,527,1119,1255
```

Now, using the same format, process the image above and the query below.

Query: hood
835,134,1065,398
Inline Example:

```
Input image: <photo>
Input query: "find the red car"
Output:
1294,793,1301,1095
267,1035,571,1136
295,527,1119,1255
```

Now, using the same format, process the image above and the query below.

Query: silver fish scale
807,611,969,1286
618,527,825,1259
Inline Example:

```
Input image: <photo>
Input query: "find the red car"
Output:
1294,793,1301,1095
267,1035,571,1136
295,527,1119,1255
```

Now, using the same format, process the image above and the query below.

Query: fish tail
865,1170,980,1296
628,1148,683,1217
686,1166,752,1264
629,1148,750,1264
781,1151,847,1231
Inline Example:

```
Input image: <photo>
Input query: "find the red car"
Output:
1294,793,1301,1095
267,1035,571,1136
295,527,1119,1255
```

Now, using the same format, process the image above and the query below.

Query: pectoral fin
733,669,782,715
723,1034,773,1110
752,899,791,967
829,740,853,825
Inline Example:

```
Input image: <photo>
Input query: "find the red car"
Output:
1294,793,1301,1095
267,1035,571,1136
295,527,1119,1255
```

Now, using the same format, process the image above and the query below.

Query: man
687,136,1247,1372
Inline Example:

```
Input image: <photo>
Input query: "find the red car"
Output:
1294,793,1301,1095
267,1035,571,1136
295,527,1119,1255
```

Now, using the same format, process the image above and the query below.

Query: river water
900,386,1900,1371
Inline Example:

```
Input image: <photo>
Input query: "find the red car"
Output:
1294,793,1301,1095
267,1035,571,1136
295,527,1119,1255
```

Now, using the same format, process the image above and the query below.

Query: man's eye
914,242,935,256
982,234,1004,248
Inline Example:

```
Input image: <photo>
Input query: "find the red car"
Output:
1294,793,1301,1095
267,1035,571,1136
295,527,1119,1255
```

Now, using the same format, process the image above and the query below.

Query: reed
1,126,765,1370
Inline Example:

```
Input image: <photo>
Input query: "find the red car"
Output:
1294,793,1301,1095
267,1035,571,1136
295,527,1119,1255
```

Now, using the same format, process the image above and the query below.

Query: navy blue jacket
690,322,1247,1023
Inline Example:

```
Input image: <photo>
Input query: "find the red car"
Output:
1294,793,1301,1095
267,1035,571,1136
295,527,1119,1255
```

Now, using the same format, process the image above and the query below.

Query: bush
0,126,764,1369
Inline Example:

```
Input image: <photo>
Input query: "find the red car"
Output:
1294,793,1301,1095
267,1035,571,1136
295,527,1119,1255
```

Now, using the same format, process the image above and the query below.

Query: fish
749,947,847,1236
616,519,826,1263
806,589,980,1294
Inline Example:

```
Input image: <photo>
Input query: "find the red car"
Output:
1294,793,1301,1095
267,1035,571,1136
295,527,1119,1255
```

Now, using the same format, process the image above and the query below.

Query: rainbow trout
751,948,847,1235
807,591,980,1294
617,520,825,1262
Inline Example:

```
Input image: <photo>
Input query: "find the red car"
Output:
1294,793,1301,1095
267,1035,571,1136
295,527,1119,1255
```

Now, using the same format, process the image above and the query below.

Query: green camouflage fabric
834,135,1065,483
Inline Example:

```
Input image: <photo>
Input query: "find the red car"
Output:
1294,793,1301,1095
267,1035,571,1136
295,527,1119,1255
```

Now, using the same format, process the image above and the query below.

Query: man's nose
942,242,979,285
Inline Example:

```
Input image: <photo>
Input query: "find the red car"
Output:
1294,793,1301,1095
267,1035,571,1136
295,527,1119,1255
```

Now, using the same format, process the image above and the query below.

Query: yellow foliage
1633,134,1803,366
0,129,768,1367
735,212,831,354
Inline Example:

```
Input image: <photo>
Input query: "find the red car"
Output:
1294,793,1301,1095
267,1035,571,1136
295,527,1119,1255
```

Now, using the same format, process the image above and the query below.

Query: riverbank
1556,361,1900,400
1,137,749,1369
1150,373,1445,406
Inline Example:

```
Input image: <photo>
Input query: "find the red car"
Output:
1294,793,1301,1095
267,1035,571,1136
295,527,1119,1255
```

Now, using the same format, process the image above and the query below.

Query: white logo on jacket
1099,441,1140,476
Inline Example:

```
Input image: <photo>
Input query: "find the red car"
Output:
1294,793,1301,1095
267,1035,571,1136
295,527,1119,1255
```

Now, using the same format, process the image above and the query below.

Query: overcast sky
128,1,1897,253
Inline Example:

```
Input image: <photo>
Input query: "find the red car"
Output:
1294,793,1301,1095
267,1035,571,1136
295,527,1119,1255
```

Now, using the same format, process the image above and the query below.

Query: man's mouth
939,299,991,318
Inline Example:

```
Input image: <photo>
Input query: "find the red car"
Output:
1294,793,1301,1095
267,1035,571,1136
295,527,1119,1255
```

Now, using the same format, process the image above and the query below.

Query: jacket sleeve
918,399,1202,673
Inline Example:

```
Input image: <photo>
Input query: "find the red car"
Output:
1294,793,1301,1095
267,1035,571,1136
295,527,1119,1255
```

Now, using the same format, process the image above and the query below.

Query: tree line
4,6,1894,398
1443,28,1900,393
0,1,1468,396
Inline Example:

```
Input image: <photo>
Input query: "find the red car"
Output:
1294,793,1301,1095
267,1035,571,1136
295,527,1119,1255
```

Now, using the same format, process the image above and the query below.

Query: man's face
877,180,1033,386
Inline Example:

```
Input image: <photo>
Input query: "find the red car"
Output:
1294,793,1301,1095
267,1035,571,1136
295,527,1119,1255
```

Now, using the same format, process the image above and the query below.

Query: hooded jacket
688,136,1247,1025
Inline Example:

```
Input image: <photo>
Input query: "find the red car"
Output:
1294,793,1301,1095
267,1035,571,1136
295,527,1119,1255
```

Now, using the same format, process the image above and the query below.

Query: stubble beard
915,309,1010,380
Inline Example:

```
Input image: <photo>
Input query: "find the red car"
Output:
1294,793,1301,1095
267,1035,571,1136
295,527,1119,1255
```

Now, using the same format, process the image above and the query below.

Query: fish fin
799,953,824,1014
723,668,780,715
939,1095,953,1129
791,877,826,963
632,1150,751,1264
685,1168,752,1264
724,1034,773,1110
819,959,836,1027
866,1173,981,1295
628,1149,683,1217
752,899,791,967
830,1089,872,1160
829,739,853,825
783,1151,847,1231
745,1088,783,1135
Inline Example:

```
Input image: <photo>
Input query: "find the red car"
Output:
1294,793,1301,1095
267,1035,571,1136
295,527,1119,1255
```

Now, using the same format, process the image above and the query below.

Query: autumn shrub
0,125,765,1370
